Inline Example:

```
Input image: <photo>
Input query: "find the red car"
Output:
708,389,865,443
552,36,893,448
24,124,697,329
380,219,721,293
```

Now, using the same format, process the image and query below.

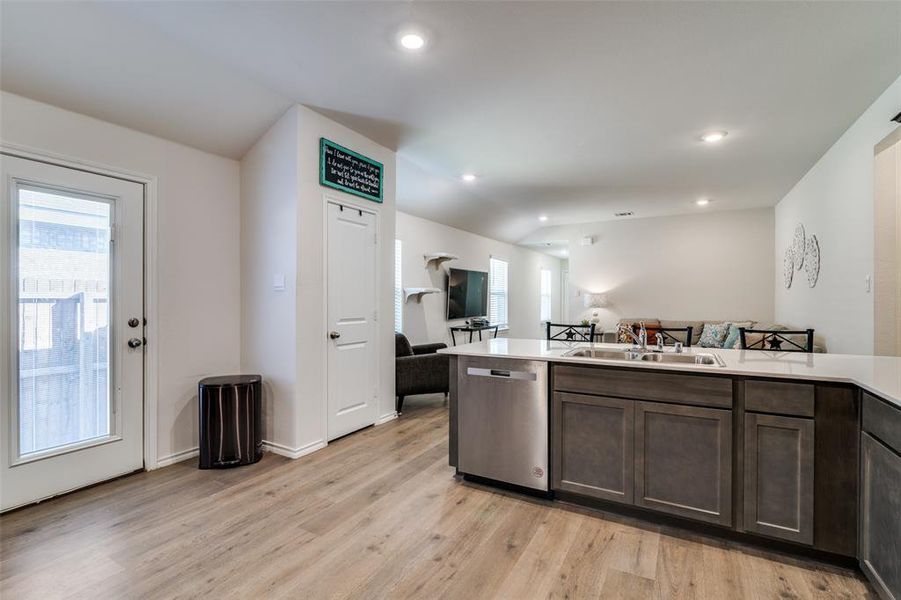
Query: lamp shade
583,293,609,309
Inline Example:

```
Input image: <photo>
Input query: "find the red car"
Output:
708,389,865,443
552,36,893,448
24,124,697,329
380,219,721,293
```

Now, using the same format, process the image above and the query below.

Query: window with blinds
489,257,508,327
540,268,552,322
394,239,402,333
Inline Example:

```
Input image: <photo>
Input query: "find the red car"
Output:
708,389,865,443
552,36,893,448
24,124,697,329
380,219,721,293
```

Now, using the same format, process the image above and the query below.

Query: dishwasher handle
466,367,538,381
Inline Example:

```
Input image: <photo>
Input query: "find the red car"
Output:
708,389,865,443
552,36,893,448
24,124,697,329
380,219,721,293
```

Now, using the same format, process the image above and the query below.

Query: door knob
329,331,341,339
127,337,144,349
128,317,140,328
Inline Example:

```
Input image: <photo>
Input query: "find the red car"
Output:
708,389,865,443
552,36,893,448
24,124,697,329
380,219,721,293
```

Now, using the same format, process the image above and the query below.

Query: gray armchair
395,333,449,413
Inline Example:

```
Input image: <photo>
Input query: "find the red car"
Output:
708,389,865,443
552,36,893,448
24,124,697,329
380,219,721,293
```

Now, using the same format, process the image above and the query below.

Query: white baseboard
155,424,393,467
262,439,327,459
154,439,326,467
377,412,398,425
155,447,199,468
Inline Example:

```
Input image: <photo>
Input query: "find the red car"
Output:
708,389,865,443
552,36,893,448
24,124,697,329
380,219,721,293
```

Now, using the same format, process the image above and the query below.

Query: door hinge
373,309,378,322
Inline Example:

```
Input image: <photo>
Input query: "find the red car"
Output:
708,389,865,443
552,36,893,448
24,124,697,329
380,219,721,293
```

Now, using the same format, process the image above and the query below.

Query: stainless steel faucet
618,321,649,351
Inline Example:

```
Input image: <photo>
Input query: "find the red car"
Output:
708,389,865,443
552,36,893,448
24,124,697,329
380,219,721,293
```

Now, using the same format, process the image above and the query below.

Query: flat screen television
447,268,488,320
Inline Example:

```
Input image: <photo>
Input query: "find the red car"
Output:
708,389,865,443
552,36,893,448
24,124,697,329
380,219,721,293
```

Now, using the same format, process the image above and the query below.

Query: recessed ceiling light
538,215,548,222
461,173,476,182
701,131,727,143
695,198,711,206
399,32,426,51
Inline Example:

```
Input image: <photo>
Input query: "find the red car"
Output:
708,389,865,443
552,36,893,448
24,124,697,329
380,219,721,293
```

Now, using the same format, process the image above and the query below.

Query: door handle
466,367,537,381
329,331,341,340
127,337,144,349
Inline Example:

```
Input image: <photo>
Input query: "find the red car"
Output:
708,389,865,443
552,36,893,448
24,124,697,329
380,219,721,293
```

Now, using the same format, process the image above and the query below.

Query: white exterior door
326,201,378,440
1,154,144,511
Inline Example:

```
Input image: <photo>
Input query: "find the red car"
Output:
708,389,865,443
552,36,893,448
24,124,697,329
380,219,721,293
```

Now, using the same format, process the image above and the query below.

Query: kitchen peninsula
441,339,901,600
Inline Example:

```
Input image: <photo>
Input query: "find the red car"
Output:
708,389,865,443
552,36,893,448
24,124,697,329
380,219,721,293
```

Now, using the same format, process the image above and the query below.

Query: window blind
540,268,552,322
394,239,402,333
489,257,508,327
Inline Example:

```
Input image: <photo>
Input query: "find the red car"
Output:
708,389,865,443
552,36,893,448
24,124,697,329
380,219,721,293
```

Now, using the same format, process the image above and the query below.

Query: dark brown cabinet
860,432,901,600
552,392,633,503
543,362,898,598
634,401,732,526
743,413,814,545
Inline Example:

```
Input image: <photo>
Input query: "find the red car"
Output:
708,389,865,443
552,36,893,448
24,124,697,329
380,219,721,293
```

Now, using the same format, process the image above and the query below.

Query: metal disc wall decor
783,247,794,289
805,234,820,287
792,223,806,270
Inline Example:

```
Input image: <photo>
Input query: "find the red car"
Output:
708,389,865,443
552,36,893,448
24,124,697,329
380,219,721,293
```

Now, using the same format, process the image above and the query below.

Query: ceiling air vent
614,211,634,217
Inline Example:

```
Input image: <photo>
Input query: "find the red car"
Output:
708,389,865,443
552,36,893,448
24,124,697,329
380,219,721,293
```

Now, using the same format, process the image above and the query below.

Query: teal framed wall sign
319,138,383,203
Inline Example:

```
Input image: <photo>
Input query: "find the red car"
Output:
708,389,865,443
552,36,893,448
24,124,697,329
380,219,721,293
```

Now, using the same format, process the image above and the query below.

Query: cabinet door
552,393,633,503
634,401,732,526
860,433,901,600
743,413,814,545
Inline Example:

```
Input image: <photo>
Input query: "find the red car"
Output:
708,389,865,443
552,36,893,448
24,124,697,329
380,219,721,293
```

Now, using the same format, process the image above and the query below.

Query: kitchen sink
639,352,724,366
564,347,725,367
563,349,639,361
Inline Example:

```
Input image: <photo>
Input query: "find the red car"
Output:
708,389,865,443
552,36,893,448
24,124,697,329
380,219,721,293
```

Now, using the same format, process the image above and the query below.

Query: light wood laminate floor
1,395,873,599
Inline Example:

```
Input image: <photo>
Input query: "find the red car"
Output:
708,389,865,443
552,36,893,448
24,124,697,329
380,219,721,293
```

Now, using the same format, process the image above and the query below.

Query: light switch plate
865,275,871,293
273,273,286,291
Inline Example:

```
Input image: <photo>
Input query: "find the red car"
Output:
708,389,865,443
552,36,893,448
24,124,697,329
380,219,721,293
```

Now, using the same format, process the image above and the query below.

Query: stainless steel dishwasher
457,356,548,491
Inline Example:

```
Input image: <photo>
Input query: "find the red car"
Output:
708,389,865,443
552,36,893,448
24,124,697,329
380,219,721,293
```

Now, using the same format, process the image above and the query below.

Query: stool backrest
546,322,596,342
739,328,814,353
652,327,694,347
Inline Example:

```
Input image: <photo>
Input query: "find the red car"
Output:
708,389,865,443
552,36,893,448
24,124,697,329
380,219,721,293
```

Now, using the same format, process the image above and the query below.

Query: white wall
521,209,775,331
396,211,562,345
1,91,242,465
241,105,396,455
295,105,397,446
775,75,901,355
240,108,299,450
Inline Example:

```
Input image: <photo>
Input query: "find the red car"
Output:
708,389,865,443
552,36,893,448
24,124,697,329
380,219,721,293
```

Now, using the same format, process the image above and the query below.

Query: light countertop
439,338,901,409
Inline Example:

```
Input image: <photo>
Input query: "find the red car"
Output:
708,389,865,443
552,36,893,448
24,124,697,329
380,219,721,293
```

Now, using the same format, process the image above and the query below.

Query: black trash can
198,374,263,469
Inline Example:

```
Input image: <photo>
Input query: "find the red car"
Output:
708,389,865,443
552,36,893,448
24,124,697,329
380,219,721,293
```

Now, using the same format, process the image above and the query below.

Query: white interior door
1,154,144,511
326,201,378,441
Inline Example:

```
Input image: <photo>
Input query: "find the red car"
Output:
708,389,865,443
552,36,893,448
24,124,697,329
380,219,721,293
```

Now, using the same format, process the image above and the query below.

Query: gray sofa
609,318,826,353
395,333,449,413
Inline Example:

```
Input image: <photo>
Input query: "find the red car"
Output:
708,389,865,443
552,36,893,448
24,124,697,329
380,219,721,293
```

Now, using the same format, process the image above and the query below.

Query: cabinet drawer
863,392,901,454
745,380,814,417
554,365,732,408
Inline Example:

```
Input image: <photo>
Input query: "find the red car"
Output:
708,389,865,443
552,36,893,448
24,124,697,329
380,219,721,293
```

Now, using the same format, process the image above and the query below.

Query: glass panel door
16,186,113,458
1,154,144,512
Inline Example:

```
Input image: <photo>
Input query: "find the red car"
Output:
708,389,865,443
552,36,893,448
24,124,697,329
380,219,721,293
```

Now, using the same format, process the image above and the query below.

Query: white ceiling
2,1,899,243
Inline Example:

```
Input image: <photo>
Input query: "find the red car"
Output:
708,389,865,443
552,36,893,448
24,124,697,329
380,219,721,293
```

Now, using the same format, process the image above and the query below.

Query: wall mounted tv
447,268,488,320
